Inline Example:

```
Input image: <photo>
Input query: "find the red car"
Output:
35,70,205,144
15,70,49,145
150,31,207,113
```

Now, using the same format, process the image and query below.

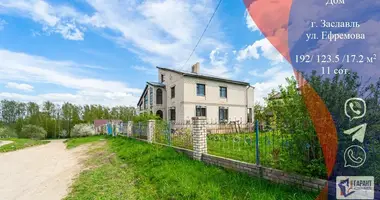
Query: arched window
156,89,163,104
156,110,163,119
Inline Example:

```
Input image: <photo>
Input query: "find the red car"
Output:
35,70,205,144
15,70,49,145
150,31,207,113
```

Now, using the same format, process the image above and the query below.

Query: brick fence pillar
147,120,155,143
192,116,207,160
127,121,133,137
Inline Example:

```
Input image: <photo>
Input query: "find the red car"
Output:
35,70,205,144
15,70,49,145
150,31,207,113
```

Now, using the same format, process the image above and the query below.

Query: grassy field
65,138,136,200
65,136,317,200
0,138,49,152
65,135,106,149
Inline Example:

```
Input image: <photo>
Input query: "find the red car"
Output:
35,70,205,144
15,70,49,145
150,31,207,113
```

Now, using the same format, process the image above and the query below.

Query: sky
0,0,293,107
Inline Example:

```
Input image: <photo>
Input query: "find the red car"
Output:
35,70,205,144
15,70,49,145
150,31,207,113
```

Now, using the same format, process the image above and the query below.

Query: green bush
133,113,160,123
20,125,47,139
71,124,96,138
0,127,18,138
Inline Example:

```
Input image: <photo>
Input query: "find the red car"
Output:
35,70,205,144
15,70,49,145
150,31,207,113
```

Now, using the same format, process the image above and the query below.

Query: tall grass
109,137,317,200
65,135,106,149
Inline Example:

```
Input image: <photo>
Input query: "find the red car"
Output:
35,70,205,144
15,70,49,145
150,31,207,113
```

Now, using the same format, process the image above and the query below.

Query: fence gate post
192,116,207,160
127,121,133,137
147,120,155,143
255,119,260,165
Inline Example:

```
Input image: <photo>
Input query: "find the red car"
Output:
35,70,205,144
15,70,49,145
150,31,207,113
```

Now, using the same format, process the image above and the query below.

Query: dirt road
0,140,87,200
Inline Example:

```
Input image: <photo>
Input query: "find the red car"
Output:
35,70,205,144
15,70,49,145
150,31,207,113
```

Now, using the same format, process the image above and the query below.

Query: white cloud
249,66,283,77
0,18,7,30
237,38,284,64
85,0,224,68
47,21,84,41
5,82,34,92
0,0,84,40
0,49,141,106
210,48,228,66
132,65,156,75
245,10,259,32
250,65,293,104
0,0,227,69
197,48,234,78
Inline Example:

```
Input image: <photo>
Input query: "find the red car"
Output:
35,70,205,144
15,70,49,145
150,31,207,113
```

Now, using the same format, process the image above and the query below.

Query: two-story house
137,63,255,123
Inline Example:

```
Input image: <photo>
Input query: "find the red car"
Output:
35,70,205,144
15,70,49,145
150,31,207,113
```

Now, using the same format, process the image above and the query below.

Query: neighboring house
137,63,255,123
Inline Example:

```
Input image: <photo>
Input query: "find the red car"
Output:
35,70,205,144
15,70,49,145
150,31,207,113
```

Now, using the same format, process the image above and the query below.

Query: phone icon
347,149,363,164
345,98,366,121
344,145,366,168
349,102,361,115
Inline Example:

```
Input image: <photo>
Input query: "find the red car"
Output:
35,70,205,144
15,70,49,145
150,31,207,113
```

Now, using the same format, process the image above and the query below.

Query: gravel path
0,140,88,200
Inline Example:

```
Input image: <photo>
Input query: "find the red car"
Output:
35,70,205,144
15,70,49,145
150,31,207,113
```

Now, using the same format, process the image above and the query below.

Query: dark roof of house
156,66,251,86
147,81,165,87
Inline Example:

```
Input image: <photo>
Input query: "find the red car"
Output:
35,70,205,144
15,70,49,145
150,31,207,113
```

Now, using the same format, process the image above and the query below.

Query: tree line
0,100,136,138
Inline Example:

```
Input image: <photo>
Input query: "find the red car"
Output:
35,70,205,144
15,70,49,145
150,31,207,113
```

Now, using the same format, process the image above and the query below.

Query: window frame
219,107,229,123
196,83,206,96
171,86,175,98
156,88,163,104
149,87,153,106
195,105,207,117
169,107,176,121
247,108,253,123
161,74,165,83
219,86,227,98
144,93,148,109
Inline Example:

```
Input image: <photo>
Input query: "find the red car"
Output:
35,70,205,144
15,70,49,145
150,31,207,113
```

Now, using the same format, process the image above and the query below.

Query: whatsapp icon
345,98,366,121
344,145,366,168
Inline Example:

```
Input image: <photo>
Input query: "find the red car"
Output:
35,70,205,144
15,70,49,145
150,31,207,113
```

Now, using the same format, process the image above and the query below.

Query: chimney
191,62,200,74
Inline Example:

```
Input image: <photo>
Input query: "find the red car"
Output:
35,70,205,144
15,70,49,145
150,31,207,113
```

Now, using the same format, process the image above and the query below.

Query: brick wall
202,153,326,192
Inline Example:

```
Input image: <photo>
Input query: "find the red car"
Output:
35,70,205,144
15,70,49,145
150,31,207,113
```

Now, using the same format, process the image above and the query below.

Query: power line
182,0,223,68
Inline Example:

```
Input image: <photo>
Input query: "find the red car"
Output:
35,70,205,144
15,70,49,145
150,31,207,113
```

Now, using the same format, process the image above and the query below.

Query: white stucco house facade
137,63,255,123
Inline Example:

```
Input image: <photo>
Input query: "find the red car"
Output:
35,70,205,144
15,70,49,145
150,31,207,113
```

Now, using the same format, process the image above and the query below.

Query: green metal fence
206,120,325,178
154,120,193,150
132,121,148,140
128,119,325,178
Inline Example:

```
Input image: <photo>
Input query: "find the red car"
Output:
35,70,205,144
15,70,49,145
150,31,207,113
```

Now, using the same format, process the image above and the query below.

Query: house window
171,86,175,98
247,108,253,123
220,87,227,98
149,87,153,106
196,84,205,96
161,74,165,83
144,94,148,109
196,105,207,117
219,107,228,123
170,108,176,121
156,89,163,104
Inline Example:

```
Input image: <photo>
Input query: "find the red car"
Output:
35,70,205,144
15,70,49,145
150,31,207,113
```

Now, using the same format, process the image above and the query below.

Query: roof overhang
137,84,149,106
157,66,250,86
